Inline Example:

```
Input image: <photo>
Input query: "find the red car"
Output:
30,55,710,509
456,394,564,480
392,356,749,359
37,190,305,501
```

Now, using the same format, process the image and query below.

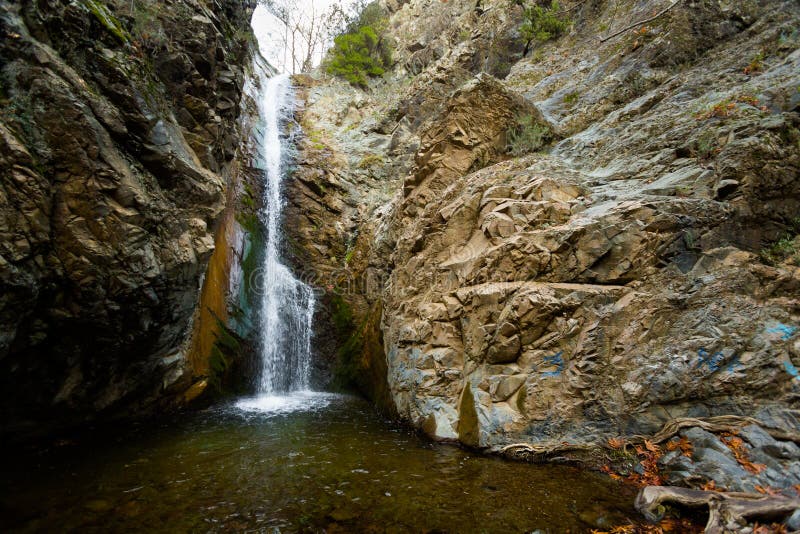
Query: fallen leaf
608,437,626,449
644,439,661,453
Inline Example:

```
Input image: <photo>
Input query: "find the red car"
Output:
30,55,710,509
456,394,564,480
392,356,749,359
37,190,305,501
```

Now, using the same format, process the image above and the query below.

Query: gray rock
740,425,800,461
284,0,800,484
785,508,800,530
682,428,730,456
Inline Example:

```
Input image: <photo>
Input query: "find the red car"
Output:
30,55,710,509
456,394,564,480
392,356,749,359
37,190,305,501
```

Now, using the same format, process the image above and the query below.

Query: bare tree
261,0,356,74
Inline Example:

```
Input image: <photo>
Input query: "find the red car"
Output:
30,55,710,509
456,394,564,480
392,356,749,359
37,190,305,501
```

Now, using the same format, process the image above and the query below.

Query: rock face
0,0,255,434
290,0,800,481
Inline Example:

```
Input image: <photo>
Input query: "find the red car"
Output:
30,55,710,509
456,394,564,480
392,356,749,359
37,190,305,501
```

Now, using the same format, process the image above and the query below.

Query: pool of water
1,393,638,532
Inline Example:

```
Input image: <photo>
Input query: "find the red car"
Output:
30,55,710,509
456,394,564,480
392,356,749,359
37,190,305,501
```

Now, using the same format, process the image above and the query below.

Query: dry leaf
608,437,626,449
644,439,660,453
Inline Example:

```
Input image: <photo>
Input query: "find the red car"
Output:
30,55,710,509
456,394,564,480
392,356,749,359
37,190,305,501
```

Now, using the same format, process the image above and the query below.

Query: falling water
250,72,315,395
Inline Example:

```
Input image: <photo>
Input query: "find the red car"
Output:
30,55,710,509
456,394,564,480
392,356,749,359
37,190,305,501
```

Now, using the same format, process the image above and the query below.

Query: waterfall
235,10,334,415
251,72,315,395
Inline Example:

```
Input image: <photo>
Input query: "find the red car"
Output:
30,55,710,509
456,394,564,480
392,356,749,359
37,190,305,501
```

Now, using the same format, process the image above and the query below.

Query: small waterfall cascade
251,71,315,395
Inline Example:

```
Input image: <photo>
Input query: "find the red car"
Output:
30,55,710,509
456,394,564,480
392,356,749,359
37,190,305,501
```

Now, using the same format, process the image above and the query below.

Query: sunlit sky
251,0,345,74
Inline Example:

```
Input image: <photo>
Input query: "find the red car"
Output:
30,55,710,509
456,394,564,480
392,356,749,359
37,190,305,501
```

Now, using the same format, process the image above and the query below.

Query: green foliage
208,316,245,393
743,51,764,75
236,212,264,298
507,114,552,155
761,219,800,266
693,130,719,160
129,1,164,45
781,126,800,151
240,182,256,209
344,247,356,265
614,72,650,104
331,294,354,335
81,0,130,43
761,235,798,266
357,153,384,169
694,94,764,121
327,26,388,87
520,1,570,45
563,91,579,105
326,2,391,88
235,212,259,234
329,294,360,390
345,1,388,35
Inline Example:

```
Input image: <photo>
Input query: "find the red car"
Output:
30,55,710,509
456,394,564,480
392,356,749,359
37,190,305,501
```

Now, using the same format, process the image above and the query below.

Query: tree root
499,441,596,458
632,415,800,445
498,415,800,460
635,485,800,533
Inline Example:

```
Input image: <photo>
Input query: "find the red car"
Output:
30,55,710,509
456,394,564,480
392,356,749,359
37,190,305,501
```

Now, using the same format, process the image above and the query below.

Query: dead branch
558,0,590,15
635,485,800,533
599,0,683,43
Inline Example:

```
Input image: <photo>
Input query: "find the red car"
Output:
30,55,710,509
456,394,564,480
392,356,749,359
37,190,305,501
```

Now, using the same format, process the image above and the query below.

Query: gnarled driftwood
635,485,800,534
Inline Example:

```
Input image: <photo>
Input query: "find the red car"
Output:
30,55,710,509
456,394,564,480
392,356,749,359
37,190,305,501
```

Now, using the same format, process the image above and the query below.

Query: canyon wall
0,0,257,435
290,0,800,487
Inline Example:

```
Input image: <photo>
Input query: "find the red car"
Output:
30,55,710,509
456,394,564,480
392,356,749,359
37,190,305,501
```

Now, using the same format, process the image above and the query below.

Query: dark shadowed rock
0,0,255,437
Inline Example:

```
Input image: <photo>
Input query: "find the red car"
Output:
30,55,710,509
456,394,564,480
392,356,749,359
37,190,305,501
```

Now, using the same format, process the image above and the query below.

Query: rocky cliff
0,0,257,435
290,0,800,494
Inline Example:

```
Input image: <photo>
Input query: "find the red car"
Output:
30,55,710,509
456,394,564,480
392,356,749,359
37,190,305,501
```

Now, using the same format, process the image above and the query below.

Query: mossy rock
80,0,130,43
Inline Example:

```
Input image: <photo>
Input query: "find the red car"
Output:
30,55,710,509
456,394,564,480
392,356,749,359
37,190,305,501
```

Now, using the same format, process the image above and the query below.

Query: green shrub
81,0,130,43
693,130,719,160
507,114,552,155
521,1,570,46
345,1,388,35
326,2,391,88
357,153,384,169
327,26,388,87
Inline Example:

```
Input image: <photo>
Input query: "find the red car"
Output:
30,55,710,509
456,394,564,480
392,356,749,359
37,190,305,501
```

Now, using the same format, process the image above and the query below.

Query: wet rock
740,425,800,461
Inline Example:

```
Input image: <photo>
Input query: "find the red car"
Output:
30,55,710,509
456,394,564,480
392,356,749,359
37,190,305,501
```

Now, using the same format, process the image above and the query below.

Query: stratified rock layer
290,0,800,462
0,0,254,433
